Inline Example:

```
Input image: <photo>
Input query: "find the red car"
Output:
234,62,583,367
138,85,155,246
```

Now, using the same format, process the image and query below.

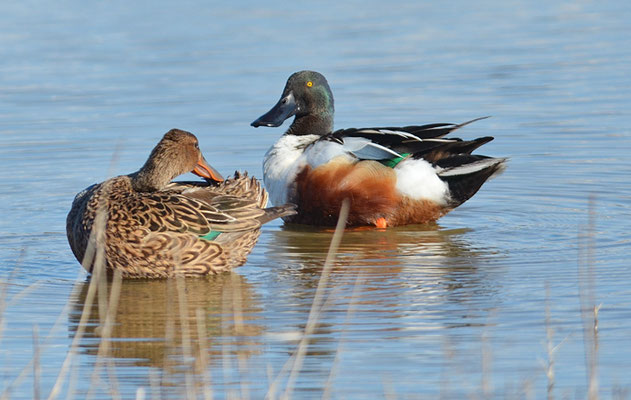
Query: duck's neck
129,161,175,192
286,112,333,136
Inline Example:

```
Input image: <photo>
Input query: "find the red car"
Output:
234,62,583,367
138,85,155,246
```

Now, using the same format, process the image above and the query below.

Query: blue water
1,0,630,398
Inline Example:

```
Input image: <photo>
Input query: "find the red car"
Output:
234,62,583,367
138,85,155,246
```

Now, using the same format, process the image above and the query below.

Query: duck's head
251,70,334,133
132,129,224,192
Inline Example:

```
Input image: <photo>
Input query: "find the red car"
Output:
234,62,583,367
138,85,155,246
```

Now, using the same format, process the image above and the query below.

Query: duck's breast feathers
263,134,319,206
293,158,399,226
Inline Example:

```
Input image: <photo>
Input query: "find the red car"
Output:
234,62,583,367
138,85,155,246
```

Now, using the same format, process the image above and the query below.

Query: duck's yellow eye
306,81,313,87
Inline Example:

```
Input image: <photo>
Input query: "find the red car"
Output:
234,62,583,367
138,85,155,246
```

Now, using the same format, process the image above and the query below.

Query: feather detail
255,70,504,227
67,130,295,278
341,136,403,159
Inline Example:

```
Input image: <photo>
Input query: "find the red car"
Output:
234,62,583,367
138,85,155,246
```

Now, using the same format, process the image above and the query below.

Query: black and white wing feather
328,117,492,162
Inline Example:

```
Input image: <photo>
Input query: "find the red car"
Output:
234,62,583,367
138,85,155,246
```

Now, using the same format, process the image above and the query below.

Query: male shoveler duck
251,70,506,228
66,129,295,278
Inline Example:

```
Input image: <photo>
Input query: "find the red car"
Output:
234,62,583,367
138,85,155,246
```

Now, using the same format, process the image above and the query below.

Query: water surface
1,0,630,398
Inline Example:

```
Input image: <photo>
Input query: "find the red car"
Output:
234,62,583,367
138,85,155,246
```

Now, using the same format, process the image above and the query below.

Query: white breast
263,135,319,206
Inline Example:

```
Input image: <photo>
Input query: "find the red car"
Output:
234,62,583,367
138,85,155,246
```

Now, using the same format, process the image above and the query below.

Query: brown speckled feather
66,130,295,278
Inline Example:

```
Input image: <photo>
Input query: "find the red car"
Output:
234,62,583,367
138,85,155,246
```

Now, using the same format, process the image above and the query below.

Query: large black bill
251,92,297,127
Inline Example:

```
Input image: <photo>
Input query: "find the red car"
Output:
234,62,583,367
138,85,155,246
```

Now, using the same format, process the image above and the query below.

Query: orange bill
192,157,224,182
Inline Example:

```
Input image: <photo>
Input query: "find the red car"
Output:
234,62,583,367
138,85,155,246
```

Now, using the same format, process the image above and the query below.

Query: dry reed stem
105,350,121,400
221,287,236,400
231,273,250,400
163,278,176,393
0,276,44,389
237,351,250,400
481,328,492,399
280,198,350,400
578,194,599,400
382,376,396,400
0,277,7,347
541,284,572,400
48,204,107,400
3,281,42,309
195,307,214,400
6,282,79,398
175,277,196,400
8,140,134,399
66,355,79,400
4,146,124,398
265,200,350,399
266,364,274,397
440,336,456,400
231,273,245,334
32,324,41,400
1,265,104,400
86,270,122,400
2,281,82,400
0,249,27,347
321,272,365,400
148,369,162,400
135,387,146,400
0,280,41,389
545,283,555,400
96,256,108,326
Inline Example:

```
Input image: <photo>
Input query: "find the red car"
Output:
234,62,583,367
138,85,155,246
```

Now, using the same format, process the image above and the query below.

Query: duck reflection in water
268,223,487,273
68,273,263,391
265,223,503,323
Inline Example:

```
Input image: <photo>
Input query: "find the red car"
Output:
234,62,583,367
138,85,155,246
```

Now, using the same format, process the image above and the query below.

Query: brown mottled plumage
66,129,295,278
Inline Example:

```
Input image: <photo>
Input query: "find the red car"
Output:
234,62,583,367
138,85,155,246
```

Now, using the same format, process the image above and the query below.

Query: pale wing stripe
438,159,504,177
355,128,421,140
342,137,403,159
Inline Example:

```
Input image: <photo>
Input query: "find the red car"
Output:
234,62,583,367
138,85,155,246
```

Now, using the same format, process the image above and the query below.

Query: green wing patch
199,231,221,241
379,153,411,168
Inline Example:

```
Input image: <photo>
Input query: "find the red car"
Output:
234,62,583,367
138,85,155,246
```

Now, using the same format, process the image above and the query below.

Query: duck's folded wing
128,192,262,236
329,117,492,162
338,136,404,160
167,171,268,206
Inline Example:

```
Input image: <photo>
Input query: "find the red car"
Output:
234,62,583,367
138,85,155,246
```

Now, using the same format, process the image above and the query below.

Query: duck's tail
438,156,507,207
257,204,297,225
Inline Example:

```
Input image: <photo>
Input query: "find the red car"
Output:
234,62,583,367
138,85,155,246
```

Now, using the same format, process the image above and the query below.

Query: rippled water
1,0,630,398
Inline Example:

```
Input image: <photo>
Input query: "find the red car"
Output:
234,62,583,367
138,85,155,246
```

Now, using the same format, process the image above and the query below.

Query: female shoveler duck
66,129,295,278
251,70,506,228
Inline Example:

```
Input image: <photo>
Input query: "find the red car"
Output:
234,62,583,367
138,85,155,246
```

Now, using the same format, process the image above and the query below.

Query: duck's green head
251,70,334,132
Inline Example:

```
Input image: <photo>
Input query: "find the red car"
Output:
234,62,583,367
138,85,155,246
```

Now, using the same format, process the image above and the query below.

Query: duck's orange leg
375,217,388,229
